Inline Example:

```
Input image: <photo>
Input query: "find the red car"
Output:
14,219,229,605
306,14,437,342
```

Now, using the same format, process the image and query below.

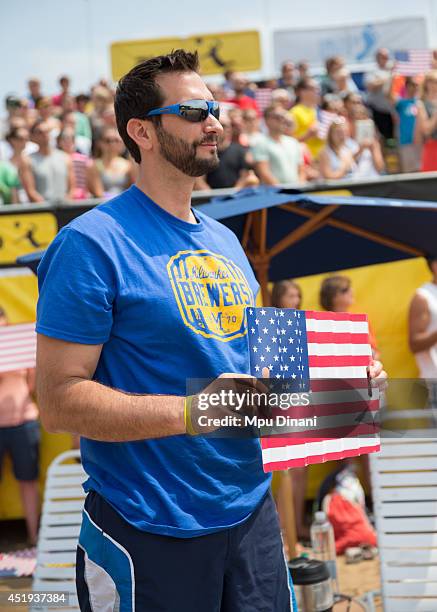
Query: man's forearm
38,377,186,441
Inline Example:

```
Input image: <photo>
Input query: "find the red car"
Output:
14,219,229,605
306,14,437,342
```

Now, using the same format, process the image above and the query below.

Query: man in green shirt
251,105,305,185
0,161,20,204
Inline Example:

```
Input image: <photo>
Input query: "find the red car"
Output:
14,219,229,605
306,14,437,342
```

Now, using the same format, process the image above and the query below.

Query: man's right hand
186,369,270,435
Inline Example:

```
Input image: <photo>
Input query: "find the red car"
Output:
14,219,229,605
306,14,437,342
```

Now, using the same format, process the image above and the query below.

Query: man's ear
126,118,153,153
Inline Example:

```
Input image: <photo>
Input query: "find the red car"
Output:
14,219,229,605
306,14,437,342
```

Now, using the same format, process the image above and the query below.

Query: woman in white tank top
319,119,357,180
413,282,437,378
409,259,437,379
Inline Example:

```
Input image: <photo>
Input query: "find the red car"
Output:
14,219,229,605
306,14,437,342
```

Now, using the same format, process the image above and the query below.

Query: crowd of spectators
1,47,436,204
0,75,136,204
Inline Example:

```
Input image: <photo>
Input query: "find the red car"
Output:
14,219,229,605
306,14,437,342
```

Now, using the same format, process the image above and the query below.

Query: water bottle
310,511,339,593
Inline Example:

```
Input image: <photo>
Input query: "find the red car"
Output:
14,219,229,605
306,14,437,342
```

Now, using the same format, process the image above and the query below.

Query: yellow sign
308,190,353,197
111,30,261,81
167,249,253,341
0,213,57,265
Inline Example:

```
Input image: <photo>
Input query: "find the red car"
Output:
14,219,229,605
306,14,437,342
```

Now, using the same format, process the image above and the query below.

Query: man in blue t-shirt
394,76,421,173
36,50,297,611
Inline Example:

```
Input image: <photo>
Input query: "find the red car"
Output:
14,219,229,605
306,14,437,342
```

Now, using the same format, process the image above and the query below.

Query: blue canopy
17,189,437,297
195,187,437,282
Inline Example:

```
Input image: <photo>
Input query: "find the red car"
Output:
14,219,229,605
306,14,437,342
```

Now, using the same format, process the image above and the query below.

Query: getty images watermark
195,389,317,429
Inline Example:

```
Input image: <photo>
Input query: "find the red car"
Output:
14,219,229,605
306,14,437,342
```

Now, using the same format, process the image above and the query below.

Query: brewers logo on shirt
167,249,254,341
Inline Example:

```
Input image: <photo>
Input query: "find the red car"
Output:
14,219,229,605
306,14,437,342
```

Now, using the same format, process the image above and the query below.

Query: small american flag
317,110,338,140
0,323,36,373
246,307,380,471
393,50,433,76
254,88,273,113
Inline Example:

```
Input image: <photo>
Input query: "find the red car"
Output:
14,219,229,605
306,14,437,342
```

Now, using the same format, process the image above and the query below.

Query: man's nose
204,112,223,135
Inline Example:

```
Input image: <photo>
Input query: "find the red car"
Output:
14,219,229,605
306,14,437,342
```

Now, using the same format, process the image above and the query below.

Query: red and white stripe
394,50,433,76
261,312,380,471
0,323,36,373
254,88,273,113
317,111,339,140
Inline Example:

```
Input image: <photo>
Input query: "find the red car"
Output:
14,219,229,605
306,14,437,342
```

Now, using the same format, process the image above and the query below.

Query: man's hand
187,368,270,435
304,123,319,140
367,359,388,393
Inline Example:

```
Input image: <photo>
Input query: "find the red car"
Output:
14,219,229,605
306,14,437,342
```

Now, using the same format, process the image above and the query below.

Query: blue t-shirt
36,185,271,537
395,98,418,145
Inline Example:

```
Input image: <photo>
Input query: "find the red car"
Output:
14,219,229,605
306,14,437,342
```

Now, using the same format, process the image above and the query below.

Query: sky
2,0,437,102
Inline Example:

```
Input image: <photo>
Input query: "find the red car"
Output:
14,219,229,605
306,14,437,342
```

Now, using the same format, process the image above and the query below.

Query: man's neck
39,145,50,156
268,130,282,142
135,159,197,224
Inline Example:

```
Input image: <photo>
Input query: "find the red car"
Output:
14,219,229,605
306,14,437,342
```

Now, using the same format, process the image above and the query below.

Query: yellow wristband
184,395,198,436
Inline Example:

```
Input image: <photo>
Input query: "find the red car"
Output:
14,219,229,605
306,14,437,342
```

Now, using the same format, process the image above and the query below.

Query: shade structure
195,187,437,303
16,188,437,303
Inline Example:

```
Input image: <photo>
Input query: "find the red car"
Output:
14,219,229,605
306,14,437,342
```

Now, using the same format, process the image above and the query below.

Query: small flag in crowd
254,88,273,113
393,49,433,76
246,307,380,471
317,110,339,140
0,547,36,577
0,323,36,373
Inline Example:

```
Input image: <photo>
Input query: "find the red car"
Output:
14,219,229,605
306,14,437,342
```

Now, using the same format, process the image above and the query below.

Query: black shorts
0,419,40,481
76,489,297,611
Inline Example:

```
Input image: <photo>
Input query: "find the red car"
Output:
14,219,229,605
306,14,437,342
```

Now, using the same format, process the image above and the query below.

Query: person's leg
221,492,296,612
8,420,40,545
18,480,40,545
76,490,228,612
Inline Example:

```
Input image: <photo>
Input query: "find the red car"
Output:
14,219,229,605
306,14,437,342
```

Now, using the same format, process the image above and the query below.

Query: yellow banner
111,30,261,81
0,212,57,265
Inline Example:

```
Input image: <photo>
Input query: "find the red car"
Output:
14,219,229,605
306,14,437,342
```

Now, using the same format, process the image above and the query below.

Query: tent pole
250,255,271,306
248,209,271,305
269,205,339,258
279,204,423,257
242,212,253,249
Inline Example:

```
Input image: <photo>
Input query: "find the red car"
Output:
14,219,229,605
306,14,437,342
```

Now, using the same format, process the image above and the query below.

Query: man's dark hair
5,95,22,110
6,126,25,142
76,93,90,104
0,306,5,319
295,78,314,92
263,104,283,121
30,118,46,135
115,49,199,164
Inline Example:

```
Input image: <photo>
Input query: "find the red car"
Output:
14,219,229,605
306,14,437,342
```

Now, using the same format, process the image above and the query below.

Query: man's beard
155,123,220,177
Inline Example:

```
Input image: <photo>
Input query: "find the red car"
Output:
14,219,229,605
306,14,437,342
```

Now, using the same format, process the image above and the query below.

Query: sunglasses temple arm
147,105,179,117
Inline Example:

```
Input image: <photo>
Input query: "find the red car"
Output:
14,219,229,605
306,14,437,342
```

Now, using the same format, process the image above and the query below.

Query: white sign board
274,17,428,69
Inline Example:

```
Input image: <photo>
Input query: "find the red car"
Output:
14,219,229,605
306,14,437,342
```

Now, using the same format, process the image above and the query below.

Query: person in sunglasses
36,49,313,611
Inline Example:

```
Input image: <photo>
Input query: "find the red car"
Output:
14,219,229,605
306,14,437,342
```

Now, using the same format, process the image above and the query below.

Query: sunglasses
146,99,220,123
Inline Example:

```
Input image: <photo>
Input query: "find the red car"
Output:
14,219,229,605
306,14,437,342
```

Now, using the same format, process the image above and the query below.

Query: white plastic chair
370,422,437,611
31,449,86,611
